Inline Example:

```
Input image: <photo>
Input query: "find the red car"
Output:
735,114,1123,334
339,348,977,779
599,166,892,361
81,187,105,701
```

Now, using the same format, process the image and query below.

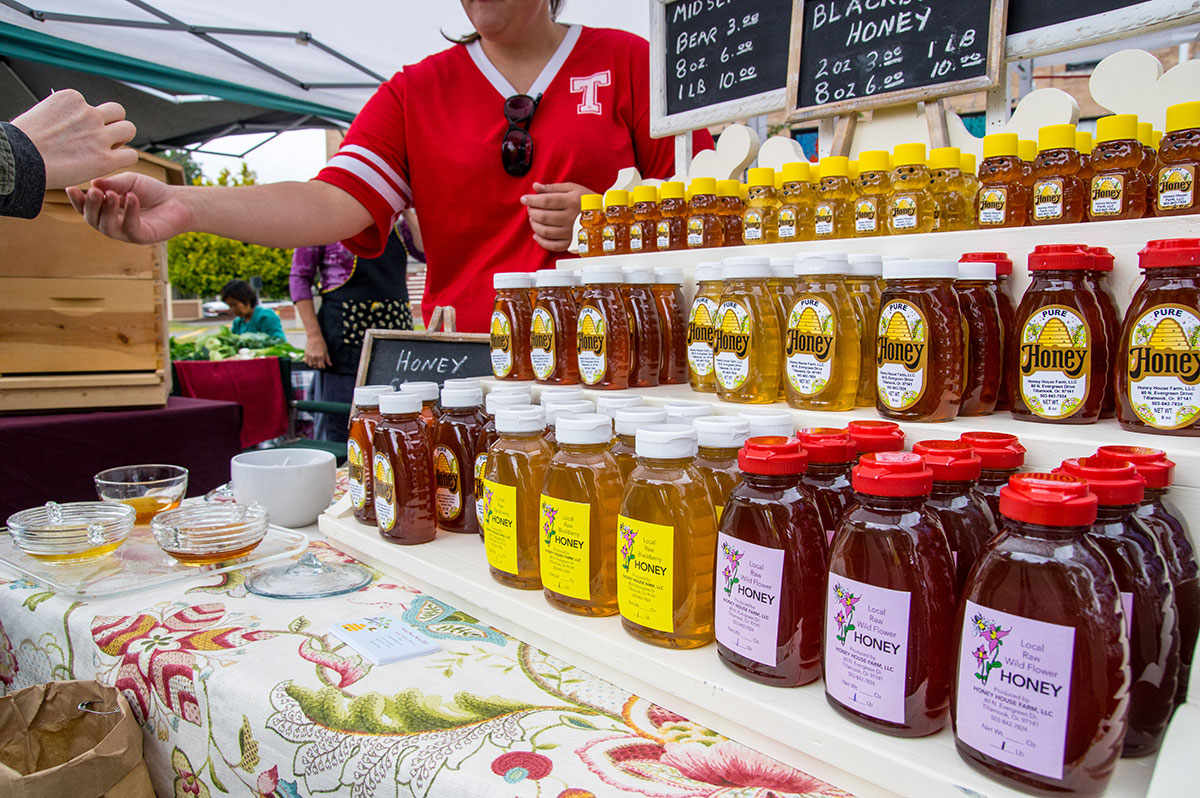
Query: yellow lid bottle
1138,121,1159,217
578,193,604,257
692,416,751,521
742,167,780,245
846,253,883,407
887,143,937,235
717,179,744,247
1031,123,1086,225
601,189,632,255
977,133,1028,228
686,177,725,249
687,261,723,393
629,185,660,254
540,413,621,617
655,181,688,251
929,146,971,232
853,149,891,238
960,152,981,218
814,156,855,240
483,406,552,590
617,424,717,649
611,407,667,485
1075,130,1095,182
785,253,860,411
1156,100,1200,216
777,161,814,242
1018,139,1037,188
715,256,782,404
1088,114,1147,221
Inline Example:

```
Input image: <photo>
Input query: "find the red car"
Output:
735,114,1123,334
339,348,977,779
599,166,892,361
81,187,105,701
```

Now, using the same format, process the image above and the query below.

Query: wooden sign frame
785,0,1008,123
1005,0,1200,60
649,0,796,137
355,329,489,388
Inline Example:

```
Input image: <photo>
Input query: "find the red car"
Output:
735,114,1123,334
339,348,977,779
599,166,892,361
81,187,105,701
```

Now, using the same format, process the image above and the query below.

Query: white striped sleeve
323,149,411,211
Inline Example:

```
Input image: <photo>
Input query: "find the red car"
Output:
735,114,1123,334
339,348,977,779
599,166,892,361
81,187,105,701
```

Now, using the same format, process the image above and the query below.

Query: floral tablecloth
0,541,852,798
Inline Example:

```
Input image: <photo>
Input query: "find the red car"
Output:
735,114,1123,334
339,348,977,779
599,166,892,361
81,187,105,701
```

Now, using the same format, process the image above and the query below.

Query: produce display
169,328,303,361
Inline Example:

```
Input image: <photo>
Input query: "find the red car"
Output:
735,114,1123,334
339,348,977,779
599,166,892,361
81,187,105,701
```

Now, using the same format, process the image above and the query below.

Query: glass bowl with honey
94,464,189,524
151,502,269,565
6,501,136,563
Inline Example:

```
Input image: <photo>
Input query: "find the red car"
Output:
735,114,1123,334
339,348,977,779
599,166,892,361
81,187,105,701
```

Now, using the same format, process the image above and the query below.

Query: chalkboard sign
786,0,1006,122
356,330,491,389
649,0,797,137
1006,0,1200,59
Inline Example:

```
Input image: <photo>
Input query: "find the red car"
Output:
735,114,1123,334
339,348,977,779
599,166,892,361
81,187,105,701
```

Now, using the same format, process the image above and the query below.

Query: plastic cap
893,143,927,167
494,272,533,290
659,181,685,200
399,381,438,401
495,406,545,434
1137,121,1153,146
655,266,684,284
912,439,982,482
853,452,933,497
535,269,574,287
539,385,585,404
693,416,751,449
379,392,422,415
739,437,808,475
1018,139,1037,162
556,413,613,445
858,149,890,174
581,264,623,284
444,377,482,389
441,386,483,408
1000,473,1097,526
722,256,771,280
797,427,855,464
741,410,794,438
1096,114,1138,144
1087,246,1115,273
960,431,1025,469
961,152,977,174
1075,130,1093,154
961,251,1013,277
1056,456,1145,506
485,391,531,414
594,394,644,417
809,162,820,181
795,252,848,276
1153,130,1163,148
983,133,1019,159
580,193,602,212
929,146,961,170
1095,445,1175,489
604,189,629,207
820,156,850,178
747,167,775,187
632,185,658,204
1166,101,1200,133
717,178,741,197
353,386,389,407
690,177,717,196
847,419,905,454
623,265,656,284
614,406,667,436
491,384,533,397
882,258,958,280
958,261,996,281
635,424,697,459
847,253,883,277
1138,238,1200,269
664,401,714,421
1038,124,1077,152
1028,244,1091,271
849,160,859,179
770,259,794,278
781,161,811,183
544,399,594,426
695,261,722,282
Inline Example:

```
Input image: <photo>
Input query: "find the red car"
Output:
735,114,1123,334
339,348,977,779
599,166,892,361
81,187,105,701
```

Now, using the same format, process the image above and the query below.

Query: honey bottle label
539,494,591,600
875,300,928,410
743,210,764,241
347,438,367,509
814,202,835,237
576,228,589,254
630,222,644,252
785,296,836,396
1125,304,1200,430
655,220,671,249
686,296,718,378
576,306,608,385
530,307,556,381
490,310,514,378
481,479,519,574
474,453,488,522
713,301,753,391
1157,164,1195,211
955,601,1075,781
373,452,396,532
1032,178,1065,220
854,198,879,232
889,195,918,230
1089,174,1125,217
686,217,705,247
616,515,675,633
601,224,617,252
433,446,463,521
977,186,1008,225
824,576,911,724
1019,306,1091,420
778,207,798,239
714,534,784,667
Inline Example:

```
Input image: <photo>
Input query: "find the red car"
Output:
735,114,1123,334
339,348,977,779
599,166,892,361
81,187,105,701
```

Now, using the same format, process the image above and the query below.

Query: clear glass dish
151,502,269,565
6,501,135,564
94,464,189,524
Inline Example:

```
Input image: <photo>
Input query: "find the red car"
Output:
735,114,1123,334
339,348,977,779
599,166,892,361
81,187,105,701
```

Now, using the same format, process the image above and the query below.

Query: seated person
221,279,285,341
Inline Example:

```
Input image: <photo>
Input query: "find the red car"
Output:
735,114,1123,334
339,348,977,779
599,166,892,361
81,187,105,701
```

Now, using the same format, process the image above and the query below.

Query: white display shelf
321,509,1164,798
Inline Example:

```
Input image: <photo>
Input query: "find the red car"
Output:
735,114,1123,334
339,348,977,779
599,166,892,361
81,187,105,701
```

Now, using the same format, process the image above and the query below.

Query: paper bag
0,681,154,798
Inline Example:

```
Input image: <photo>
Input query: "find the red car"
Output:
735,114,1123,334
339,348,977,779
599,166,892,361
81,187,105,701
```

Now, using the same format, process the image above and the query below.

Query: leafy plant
170,328,302,361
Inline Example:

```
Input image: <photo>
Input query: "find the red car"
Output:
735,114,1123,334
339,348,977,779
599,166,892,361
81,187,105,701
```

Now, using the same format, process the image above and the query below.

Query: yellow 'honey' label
814,203,834,237
373,452,396,531
1019,305,1091,419
1126,304,1200,430
1033,179,1064,220
889,195,918,229
482,479,518,575
434,445,462,521
490,310,513,377
347,438,366,509
786,296,836,396
978,186,1007,225
778,207,798,239
713,301,752,391
530,307,556,380
854,198,879,232
1090,174,1124,217
577,306,607,385
743,210,763,240
1157,165,1195,211
687,297,718,378
617,515,674,633
875,300,928,410
539,494,590,600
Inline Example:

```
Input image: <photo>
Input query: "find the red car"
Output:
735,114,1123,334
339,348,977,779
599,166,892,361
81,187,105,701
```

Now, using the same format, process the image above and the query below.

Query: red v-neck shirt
315,26,713,333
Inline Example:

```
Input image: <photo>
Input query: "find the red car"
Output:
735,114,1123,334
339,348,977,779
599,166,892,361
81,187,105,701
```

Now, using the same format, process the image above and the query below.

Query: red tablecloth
174,358,287,448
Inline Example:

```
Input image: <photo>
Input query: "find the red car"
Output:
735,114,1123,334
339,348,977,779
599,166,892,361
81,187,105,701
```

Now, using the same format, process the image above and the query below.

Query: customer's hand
521,181,592,252
305,333,332,369
66,172,191,244
11,90,138,190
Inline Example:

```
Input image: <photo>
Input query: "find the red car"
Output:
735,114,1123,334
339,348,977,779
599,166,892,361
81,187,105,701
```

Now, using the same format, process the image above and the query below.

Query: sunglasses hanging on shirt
501,93,541,177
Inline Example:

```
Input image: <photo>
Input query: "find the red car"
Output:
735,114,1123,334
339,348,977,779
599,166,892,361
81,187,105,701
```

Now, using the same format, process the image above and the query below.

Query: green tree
153,149,203,184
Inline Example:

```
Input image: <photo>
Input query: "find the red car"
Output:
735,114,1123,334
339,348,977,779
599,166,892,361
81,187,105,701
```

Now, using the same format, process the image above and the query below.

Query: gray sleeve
0,121,46,219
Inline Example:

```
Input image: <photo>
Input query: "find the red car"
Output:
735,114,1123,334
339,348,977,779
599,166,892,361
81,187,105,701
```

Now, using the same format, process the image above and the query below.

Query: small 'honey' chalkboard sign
356,330,492,390
786,0,1007,122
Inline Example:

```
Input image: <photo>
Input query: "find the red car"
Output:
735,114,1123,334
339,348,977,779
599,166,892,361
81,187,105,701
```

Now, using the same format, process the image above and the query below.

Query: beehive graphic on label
883,311,913,341
892,196,916,214
719,307,750,334
1037,318,1073,348
579,312,603,337
1093,176,1121,196
1147,317,1189,349
690,301,713,326
1035,181,1062,203
532,314,548,336
794,307,824,335
434,449,453,476
490,313,510,337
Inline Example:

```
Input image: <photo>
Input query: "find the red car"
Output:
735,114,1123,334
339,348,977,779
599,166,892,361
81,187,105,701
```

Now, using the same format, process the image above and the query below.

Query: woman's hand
521,181,592,252
66,173,192,244
305,332,332,369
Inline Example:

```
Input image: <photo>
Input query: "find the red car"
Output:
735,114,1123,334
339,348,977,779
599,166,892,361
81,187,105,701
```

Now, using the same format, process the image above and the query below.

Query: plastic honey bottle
348,386,389,525
472,391,531,539
531,268,580,385
911,439,997,589
814,156,855,240
542,399,594,454
593,393,643,419
629,185,659,254
1031,124,1086,225
976,133,1029,228
652,266,688,385
1155,100,1200,216
887,143,937,235
1140,122,1159,216
956,260,1002,416
577,265,630,390
740,409,794,439
373,391,436,545
1018,138,1037,189
847,419,905,460
617,424,717,649
796,427,856,548
960,251,1016,411
846,254,882,407
930,146,971,232
1089,114,1148,221
399,381,439,431
686,177,725,249
717,179,744,246
491,272,534,381
716,438,827,687
785,253,859,411
768,257,796,399
433,386,485,534
952,473,1128,795
777,161,814,243
742,167,779,245
853,149,891,237
655,181,688,251
692,415,751,521
960,152,981,214
665,401,713,425
622,266,663,389
960,431,1025,522
611,407,668,486
1085,246,1121,419
687,262,722,393
577,193,604,257
826,452,956,737
600,189,631,255
483,406,551,589
714,257,781,404
540,413,622,617
1076,130,1095,183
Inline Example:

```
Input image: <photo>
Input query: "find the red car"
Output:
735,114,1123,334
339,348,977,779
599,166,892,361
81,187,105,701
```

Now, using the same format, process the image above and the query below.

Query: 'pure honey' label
373,452,396,532
577,306,607,385
655,220,671,249
743,210,764,240
539,494,590,600
529,307,556,380
977,186,1007,225
1033,178,1065,220
875,300,927,410
1157,164,1195,211
713,300,752,391
854,197,879,232
1019,305,1091,419
785,296,836,396
576,228,588,254
1126,304,1200,430
777,207,798,239
601,224,616,252
617,515,674,633
629,222,644,251
347,438,367,509
1090,174,1125,217
686,296,718,378
889,195,918,230
434,445,462,521
481,479,518,575
490,310,513,378
686,217,705,247
814,202,835,237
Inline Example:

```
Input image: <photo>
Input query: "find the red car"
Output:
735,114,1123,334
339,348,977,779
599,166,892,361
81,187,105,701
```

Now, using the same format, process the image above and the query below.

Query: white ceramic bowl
230,449,336,528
